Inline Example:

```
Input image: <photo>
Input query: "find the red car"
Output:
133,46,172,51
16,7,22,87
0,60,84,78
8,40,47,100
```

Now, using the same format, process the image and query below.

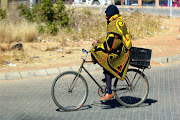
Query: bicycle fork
68,58,85,92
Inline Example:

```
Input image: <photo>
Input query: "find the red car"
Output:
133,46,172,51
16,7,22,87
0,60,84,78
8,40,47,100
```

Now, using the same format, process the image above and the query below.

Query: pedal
98,85,106,97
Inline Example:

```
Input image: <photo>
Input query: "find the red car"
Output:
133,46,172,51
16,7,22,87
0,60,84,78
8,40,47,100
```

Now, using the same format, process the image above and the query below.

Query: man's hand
92,40,98,45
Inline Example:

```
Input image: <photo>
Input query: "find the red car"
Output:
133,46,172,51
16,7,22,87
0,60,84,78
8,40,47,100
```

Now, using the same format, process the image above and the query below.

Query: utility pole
100,0,102,15
125,0,127,5
170,0,172,18
30,0,33,9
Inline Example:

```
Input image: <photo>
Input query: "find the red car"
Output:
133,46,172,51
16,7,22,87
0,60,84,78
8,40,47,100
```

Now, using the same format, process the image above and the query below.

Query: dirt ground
0,17,180,73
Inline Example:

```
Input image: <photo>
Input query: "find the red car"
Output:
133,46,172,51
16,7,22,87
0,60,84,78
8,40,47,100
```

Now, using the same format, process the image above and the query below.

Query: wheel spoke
51,71,88,111
60,83,70,91
133,74,142,89
113,69,149,107
125,76,131,86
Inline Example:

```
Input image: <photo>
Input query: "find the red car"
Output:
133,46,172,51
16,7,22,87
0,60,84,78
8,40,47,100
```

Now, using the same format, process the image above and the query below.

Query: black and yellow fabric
90,14,132,80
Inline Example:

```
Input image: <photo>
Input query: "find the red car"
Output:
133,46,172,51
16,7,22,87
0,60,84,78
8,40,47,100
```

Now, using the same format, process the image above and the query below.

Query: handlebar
82,49,90,53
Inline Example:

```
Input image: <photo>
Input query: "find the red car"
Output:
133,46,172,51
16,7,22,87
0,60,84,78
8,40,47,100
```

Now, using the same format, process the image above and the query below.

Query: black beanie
105,5,119,17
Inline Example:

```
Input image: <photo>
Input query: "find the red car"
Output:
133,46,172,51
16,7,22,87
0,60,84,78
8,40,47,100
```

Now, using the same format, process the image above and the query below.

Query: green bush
17,0,70,35
0,9,7,20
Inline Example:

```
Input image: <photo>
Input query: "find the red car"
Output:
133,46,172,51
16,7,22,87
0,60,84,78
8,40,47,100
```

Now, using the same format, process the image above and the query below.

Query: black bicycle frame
77,50,104,91
77,49,147,92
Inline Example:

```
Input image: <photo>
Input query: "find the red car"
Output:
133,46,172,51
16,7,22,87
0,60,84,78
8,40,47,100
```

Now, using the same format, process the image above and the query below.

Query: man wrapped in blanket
91,5,132,101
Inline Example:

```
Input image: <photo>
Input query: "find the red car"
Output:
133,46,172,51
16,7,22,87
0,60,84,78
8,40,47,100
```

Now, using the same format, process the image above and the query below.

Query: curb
0,55,180,80
0,64,103,80
151,55,180,64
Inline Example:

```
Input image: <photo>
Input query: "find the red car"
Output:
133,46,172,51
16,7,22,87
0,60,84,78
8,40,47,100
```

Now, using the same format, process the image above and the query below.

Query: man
91,5,132,101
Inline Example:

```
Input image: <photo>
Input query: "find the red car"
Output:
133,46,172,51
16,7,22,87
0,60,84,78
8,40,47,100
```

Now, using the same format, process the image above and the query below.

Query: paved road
117,7,180,18
88,6,180,18
0,63,180,120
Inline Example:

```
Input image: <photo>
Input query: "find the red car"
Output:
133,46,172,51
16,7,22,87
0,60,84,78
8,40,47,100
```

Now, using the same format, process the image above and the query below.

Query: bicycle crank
98,85,107,97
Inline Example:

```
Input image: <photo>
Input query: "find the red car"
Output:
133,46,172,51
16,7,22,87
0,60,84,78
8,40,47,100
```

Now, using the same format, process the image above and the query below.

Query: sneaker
100,93,114,101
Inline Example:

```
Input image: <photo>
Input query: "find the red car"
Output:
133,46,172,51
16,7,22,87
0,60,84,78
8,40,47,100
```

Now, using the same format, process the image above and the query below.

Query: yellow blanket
90,14,132,80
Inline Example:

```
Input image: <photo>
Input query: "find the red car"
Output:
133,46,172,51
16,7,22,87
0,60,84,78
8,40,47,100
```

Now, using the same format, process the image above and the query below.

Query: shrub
17,0,70,35
121,11,161,39
0,9,6,20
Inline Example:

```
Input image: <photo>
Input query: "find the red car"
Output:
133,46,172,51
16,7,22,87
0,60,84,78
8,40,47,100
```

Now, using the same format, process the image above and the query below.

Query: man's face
106,15,110,21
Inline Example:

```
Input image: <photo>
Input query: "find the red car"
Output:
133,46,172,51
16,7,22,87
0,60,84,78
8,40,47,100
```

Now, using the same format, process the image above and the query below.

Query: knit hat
105,5,119,17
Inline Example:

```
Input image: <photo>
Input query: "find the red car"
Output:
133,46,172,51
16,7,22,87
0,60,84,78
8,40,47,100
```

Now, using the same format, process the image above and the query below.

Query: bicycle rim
113,69,149,107
51,71,88,111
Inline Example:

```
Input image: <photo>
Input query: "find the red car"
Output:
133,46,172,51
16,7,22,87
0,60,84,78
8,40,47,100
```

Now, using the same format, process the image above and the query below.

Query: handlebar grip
82,49,90,53
82,49,86,52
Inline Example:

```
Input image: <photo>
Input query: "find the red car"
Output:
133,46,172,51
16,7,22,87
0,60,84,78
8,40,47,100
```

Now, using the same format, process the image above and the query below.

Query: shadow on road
55,98,157,112
55,105,93,112
100,98,158,109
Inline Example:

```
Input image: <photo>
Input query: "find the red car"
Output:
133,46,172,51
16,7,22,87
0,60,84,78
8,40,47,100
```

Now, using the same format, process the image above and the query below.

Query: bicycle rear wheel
51,71,88,111
113,69,149,107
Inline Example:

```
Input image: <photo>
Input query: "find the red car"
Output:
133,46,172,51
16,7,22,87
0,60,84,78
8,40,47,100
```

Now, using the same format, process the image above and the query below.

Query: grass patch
121,11,162,39
0,7,163,45
0,9,38,43
0,7,165,67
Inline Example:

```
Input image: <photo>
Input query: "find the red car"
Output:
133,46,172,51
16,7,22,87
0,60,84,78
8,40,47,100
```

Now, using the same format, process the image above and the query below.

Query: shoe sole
99,97,115,101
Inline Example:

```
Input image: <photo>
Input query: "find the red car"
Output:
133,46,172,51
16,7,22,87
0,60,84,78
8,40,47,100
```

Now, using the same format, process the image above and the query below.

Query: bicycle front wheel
51,71,88,111
113,69,149,107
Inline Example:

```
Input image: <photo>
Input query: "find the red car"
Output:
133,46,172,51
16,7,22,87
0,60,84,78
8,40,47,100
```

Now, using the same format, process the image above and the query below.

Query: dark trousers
103,68,114,94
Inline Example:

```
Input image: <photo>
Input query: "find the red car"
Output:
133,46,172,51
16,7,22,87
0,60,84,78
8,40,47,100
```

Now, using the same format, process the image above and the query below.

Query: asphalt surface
0,63,180,120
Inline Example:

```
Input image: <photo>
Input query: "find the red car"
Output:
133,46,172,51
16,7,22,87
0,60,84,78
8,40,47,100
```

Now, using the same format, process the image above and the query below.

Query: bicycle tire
51,71,88,111
113,69,149,107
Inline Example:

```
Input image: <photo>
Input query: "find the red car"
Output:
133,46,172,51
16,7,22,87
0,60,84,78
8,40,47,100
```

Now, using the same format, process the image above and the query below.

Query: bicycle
51,48,151,111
